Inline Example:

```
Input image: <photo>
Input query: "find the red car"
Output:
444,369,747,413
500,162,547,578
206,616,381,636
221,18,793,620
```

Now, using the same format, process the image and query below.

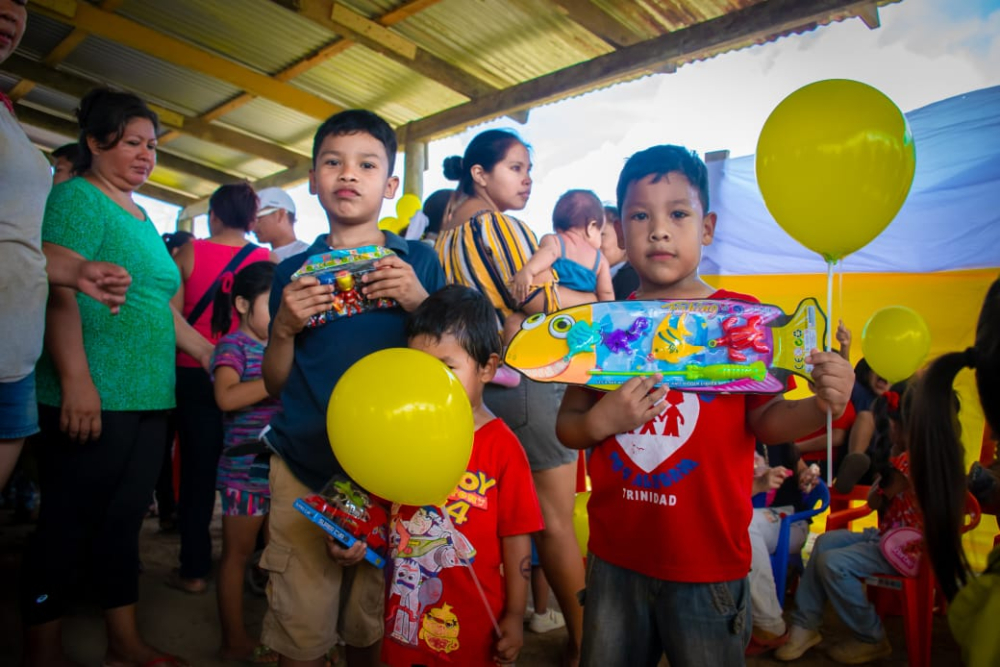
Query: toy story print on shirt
386,503,475,651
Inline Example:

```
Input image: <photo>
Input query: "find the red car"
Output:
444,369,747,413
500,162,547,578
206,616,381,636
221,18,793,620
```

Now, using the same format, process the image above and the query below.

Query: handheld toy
504,298,826,393
294,477,389,568
291,245,398,327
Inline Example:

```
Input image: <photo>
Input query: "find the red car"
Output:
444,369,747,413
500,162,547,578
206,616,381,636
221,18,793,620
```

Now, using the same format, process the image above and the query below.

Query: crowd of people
3,3,999,666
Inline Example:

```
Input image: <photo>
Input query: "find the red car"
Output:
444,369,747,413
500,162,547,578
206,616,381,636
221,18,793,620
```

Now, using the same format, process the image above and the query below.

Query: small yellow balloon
861,306,931,383
395,193,422,222
573,491,590,557
327,349,474,506
756,80,916,262
378,216,406,234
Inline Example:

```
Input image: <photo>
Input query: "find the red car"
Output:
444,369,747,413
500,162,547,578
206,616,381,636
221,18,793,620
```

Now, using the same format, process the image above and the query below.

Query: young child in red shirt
382,284,544,666
555,145,855,666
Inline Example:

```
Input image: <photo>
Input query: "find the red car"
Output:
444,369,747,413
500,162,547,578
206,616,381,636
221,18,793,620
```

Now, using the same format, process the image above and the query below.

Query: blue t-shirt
264,232,445,491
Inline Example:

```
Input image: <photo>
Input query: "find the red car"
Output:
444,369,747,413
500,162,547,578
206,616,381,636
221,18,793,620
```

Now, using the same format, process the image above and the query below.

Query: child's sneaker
745,628,789,656
774,625,822,661
827,636,891,664
528,608,566,633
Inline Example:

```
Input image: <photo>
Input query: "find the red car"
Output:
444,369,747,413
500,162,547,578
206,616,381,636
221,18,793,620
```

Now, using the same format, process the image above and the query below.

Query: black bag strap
186,243,260,326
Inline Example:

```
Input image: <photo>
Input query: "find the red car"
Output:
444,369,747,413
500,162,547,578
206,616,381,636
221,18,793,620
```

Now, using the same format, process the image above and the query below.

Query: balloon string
440,507,501,637
826,260,834,486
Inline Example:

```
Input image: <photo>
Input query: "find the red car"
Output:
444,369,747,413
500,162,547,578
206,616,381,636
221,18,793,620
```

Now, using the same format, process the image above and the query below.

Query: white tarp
704,85,1000,275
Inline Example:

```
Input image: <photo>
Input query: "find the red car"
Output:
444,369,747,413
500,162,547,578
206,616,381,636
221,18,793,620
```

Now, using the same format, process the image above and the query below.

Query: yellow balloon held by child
756,79,917,262
326,348,475,506
861,306,931,384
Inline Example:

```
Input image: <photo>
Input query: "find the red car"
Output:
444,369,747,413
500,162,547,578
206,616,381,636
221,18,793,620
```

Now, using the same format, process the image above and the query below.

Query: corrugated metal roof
292,45,469,126
116,0,335,75
4,0,904,216
61,36,242,116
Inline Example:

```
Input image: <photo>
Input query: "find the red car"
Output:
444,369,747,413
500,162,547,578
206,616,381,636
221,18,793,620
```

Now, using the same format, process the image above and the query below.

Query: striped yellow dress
435,210,558,327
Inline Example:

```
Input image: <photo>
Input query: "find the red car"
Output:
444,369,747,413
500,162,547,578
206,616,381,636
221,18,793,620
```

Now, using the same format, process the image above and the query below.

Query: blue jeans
581,553,751,667
790,528,889,642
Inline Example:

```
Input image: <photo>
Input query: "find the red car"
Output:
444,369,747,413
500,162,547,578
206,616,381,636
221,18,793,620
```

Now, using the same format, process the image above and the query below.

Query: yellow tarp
705,268,999,569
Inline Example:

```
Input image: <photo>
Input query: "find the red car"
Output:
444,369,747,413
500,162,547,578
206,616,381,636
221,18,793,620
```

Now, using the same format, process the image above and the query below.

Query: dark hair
422,189,453,236
868,380,910,477
444,129,527,197
209,183,259,231
552,189,604,232
312,109,397,175
75,89,159,173
162,230,194,253
211,261,276,336
910,277,1000,601
52,142,81,163
406,285,501,367
616,145,709,215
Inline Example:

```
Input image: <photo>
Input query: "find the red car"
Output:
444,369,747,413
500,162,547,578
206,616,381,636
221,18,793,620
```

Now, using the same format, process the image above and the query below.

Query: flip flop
164,570,209,595
250,645,279,665
833,452,871,494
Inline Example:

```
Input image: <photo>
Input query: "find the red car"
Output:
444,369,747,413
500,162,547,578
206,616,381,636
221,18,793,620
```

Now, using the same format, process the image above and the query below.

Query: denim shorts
0,372,39,440
484,379,576,472
580,553,751,667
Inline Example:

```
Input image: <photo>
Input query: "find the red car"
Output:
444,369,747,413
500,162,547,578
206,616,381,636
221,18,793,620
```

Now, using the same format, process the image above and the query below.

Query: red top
800,401,856,463
176,239,271,368
382,419,544,667
586,289,778,582
880,452,924,534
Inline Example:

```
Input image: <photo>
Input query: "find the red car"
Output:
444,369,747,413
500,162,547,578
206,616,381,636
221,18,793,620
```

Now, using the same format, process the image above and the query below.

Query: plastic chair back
770,480,831,606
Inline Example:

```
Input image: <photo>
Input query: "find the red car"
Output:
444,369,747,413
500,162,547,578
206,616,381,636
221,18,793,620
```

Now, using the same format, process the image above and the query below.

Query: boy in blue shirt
260,110,445,667
556,145,854,666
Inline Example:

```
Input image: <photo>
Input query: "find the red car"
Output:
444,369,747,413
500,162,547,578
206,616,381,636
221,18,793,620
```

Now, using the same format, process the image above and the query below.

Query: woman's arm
213,365,270,412
42,242,131,313
595,254,614,302
45,287,102,442
171,303,214,370
510,234,560,304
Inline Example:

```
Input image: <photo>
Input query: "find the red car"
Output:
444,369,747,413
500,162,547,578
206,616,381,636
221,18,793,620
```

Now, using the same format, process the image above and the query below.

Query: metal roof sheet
218,97,322,146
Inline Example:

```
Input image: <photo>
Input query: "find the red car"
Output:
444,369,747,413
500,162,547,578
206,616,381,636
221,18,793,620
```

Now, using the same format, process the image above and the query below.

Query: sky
140,0,1000,241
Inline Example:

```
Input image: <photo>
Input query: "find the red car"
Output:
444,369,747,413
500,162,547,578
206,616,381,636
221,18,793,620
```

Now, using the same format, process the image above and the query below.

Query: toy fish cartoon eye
549,315,576,338
522,313,547,330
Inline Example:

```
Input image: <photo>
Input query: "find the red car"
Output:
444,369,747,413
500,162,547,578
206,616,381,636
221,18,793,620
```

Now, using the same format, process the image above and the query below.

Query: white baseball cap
257,187,296,217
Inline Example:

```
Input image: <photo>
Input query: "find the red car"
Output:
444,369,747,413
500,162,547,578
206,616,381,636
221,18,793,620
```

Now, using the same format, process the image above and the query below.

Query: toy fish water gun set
291,245,398,328
505,298,826,393
294,476,389,568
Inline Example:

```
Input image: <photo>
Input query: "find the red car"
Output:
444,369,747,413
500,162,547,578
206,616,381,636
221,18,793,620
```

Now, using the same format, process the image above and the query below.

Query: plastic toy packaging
294,476,389,568
504,298,826,393
291,245,398,327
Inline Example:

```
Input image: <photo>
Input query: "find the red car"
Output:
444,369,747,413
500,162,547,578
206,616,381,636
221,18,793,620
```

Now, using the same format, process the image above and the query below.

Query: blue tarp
704,85,1000,275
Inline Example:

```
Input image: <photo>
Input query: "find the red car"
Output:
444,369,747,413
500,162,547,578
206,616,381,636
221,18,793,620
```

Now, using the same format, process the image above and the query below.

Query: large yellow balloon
861,306,931,383
379,216,406,233
327,349,474,506
573,491,590,557
756,80,916,262
395,193,422,222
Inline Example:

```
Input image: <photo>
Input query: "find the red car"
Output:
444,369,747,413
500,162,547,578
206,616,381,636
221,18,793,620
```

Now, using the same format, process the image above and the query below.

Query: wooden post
402,137,427,200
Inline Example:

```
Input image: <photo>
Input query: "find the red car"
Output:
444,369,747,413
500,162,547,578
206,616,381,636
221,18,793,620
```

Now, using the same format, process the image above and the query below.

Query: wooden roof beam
13,104,242,186
407,0,888,141
274,0,494,99
552,0,645,48
136,182,200,208
2,54,310,170
178,162,313,222
29,0,343,120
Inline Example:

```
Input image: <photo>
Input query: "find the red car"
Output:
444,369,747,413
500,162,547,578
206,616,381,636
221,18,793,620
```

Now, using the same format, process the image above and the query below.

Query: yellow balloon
379,216,406,233
861,306,931,383
327,348,474,506
395,193,422,222
572,491,590,557
756,80,916,262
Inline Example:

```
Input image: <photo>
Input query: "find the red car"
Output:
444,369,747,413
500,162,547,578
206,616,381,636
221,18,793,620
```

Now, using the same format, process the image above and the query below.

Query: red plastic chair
825,493,981,667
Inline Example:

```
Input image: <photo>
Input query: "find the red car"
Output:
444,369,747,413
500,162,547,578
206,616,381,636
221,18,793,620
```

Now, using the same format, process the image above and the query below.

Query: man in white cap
254,187,310,261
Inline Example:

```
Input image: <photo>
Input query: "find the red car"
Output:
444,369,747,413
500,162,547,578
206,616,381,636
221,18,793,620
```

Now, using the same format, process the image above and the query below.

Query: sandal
164,570,208,595
250,645,279,665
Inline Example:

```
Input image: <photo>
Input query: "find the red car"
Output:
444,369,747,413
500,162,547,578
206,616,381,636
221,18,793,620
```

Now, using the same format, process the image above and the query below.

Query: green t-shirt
36,178,180,411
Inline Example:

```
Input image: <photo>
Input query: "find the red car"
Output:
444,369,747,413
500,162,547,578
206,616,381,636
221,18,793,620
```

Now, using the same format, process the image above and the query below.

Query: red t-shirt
799,401,856,463
587,289,777,583
382,419,544,667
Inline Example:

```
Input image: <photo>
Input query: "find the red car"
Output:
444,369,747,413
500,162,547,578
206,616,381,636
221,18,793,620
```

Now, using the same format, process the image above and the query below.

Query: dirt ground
0,508,964,667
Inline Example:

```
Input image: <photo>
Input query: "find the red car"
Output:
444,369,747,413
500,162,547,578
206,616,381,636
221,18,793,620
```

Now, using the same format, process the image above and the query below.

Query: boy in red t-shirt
381,284,544,666
556,145,855,666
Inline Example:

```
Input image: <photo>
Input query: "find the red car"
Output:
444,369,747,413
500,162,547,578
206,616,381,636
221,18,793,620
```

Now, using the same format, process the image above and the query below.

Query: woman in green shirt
21,89,206,667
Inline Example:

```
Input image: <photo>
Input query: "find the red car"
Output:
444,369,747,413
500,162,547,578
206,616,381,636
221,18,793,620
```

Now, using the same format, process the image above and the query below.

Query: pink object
879,526,923,577
177,240,271,367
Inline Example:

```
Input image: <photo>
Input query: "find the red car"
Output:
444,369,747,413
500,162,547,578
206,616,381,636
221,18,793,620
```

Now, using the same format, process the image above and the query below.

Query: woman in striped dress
436,129,585,667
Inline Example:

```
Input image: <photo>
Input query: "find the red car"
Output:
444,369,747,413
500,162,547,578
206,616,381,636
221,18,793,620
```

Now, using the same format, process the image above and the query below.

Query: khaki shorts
260,457,385,661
